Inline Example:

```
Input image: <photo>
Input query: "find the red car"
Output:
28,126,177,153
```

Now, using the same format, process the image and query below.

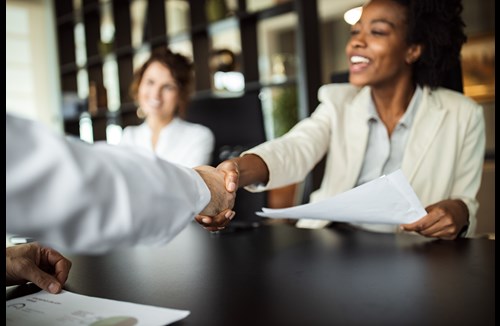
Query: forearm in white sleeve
6,113,211,253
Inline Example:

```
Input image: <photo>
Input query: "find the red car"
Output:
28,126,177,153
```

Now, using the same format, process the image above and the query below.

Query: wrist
236,154,269,187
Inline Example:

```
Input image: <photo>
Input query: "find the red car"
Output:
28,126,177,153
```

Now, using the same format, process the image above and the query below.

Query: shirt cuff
188,169,211,214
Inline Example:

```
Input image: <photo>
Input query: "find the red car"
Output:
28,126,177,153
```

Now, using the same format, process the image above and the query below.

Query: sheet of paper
256,169,427,224
6,289,189,326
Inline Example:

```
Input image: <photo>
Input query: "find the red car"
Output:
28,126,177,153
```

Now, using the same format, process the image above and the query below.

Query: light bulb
344,6,362,25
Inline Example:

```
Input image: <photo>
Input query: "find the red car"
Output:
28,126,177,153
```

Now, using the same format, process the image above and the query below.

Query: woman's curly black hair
129,47,194,118
393,0,467,88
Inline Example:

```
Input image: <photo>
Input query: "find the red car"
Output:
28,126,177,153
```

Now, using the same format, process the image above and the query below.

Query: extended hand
216,159,240,192
194,160,240,230
400,199,469,240
6,242,72,294
194,165,237,230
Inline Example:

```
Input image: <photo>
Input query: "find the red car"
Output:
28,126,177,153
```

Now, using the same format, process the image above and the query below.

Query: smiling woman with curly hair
198,0,486,240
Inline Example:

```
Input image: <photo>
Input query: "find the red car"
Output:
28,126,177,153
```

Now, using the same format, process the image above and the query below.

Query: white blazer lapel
402,87,447,181
344,87,371,186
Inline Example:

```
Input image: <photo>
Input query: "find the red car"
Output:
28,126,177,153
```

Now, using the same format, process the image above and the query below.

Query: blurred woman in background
120,48,215,168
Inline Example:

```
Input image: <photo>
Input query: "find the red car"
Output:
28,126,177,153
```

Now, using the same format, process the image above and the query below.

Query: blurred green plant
205,0,228,22
272,85,298,137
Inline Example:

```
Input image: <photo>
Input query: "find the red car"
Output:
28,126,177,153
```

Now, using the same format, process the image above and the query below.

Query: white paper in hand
256,170,426,225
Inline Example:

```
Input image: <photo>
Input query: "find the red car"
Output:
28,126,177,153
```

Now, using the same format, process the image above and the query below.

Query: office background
5,0,495,236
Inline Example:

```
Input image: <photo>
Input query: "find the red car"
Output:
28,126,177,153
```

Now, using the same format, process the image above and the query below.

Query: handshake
193,160,240,231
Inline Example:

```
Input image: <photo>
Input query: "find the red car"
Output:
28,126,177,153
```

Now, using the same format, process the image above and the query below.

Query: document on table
6,290,189,326
256,169,427,224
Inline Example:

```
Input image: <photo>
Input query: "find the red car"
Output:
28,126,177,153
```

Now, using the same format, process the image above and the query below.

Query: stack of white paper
6,290,189,326
256,170,427,225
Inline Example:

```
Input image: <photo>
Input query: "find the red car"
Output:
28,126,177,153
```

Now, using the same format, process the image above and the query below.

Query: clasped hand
194,161,239,231
194,163,239,231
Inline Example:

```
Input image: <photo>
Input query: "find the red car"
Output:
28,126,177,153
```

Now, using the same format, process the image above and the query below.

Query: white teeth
350,55,369,63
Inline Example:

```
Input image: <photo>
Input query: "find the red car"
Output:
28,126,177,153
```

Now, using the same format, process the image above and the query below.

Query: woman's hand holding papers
401,199,470,239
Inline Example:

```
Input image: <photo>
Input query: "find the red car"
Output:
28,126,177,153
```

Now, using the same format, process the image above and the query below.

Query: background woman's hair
129,47,194,118
394,0,467,88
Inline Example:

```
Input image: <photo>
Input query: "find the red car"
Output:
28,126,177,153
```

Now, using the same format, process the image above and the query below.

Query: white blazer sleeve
6,113,211,253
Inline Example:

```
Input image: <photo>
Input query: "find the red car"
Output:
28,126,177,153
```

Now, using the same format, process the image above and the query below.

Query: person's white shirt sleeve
6,113,211,253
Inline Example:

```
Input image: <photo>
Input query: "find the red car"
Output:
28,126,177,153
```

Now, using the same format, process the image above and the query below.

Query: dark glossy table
7,222,495,325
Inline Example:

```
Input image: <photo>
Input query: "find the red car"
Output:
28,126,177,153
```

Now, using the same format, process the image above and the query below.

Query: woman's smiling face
345,0,420,88
138,61,180,121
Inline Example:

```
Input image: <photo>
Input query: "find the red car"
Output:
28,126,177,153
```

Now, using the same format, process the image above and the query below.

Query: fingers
9,255,63,294
6,243,71,294
195,209,236,231
28,270,62,294
43,247,72,286
217,160,239,192
195,165,236,216
400,206,458,240
194,163,238,231
194,214,213,225
212,209,236,227
31,245,71,293
400,218,435,233
225,173,238,192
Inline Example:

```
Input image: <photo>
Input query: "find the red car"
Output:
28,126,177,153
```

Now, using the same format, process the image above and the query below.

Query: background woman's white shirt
120,117,215,167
